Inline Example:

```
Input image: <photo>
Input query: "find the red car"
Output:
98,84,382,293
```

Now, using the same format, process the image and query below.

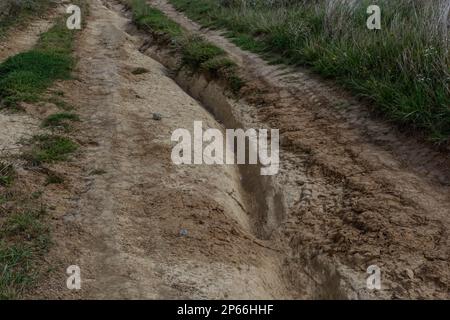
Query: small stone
179,229,188,237
405,269,414,280
152,113,162,121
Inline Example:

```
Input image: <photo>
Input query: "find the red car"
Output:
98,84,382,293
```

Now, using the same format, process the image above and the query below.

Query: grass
0,206,50,299
45,96,73,111
0,17,76,107
0,0,53,38
169,0,450,142
0,0,86,299
181,36,225,68
127,0,183,38
0,162,15,187
123,0,244,93
45,172,64,185
42,112,80,130
22,134,78,165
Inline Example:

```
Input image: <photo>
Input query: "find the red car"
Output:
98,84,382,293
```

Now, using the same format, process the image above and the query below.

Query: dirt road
31,0,293,299
1,0,448,299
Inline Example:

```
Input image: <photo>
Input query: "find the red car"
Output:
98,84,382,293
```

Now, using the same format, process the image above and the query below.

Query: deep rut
40,0,294,299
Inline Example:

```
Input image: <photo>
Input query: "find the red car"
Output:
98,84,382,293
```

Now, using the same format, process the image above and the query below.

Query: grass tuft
42,112,80,130
130,0,183,38
22,134,78,165
0,162,15,187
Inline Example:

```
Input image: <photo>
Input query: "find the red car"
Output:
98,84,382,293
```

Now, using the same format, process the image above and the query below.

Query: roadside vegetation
0,0,53,38
168,0,450,142
124,0,244,92
0,190,50,299
0,1,86,299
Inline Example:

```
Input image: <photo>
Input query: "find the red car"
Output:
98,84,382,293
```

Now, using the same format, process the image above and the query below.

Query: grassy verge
168,0,450,142
0,0,53,38
0,1,85,299
0,201,50,299
123,0,243,93
0,160,50,299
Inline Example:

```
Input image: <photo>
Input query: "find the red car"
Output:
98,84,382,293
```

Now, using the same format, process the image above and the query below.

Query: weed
0,162,14,187
42,112,80,130
181,36,225,69
0,207,50,299
22,134,78,165
131,0,183,38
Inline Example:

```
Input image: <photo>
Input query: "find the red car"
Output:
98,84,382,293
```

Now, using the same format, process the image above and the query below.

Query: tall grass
170,0,450,142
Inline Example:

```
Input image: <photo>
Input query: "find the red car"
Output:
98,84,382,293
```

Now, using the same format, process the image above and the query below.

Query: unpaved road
32,0,292,299
1,0,449,299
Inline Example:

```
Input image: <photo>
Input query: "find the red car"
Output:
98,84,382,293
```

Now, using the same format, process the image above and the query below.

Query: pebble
152,113,162,121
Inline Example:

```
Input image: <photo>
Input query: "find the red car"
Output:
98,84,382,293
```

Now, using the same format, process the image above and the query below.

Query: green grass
0,18,76,107
22,134,78,165
0,206,50,299
169,0,450,142
42,112,80,130
0,162,15,187
181,36,225,68
129,0,183,38
124,0,243,93
0,0,86,299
